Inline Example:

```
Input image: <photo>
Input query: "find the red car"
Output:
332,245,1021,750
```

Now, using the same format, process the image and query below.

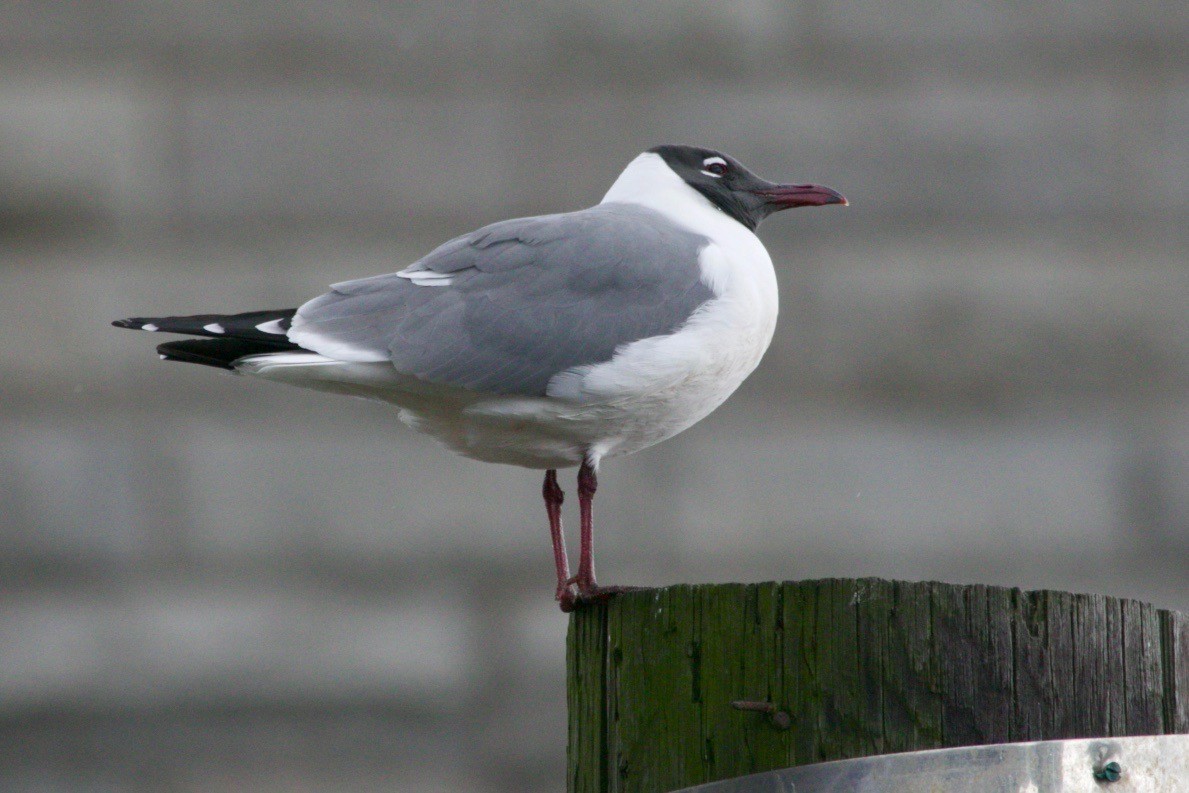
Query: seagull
114,144,846,611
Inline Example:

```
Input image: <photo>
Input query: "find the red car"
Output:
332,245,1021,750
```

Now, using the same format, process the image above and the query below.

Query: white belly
403,294,777,469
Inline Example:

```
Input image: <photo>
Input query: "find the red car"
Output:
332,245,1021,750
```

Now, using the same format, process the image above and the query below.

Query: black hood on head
648,144,846,231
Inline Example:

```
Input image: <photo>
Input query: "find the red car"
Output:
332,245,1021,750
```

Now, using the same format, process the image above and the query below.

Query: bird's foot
556,580,646,613
556,579,578,611
558,586,578,613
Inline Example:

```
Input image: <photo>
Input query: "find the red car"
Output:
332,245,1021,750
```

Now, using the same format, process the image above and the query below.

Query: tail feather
113,308,299,345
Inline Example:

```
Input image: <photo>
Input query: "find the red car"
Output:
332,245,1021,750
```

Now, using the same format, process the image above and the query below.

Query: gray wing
289,203,715,396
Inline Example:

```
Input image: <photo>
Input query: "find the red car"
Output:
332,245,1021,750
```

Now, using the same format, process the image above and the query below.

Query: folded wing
289,203,716,397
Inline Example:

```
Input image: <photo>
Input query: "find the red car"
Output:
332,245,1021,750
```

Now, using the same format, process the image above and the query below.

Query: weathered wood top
567,579,1189,792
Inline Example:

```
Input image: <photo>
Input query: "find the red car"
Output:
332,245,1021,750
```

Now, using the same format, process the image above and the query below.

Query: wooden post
567,579,1189,792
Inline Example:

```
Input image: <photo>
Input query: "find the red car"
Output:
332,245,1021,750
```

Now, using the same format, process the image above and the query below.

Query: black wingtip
155,338,287,370
110,309,297,340
155,340,238,370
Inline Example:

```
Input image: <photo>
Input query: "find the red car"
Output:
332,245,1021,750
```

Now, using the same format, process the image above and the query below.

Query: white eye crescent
701,156,728,177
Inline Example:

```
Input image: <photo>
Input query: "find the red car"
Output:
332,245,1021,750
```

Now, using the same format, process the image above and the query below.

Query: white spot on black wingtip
159,354,169,360
203,323,225,334
142,323,159,331
255,318,287,335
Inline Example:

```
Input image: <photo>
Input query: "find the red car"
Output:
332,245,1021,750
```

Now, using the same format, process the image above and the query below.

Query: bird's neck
601,152,766,256
601,153,724,231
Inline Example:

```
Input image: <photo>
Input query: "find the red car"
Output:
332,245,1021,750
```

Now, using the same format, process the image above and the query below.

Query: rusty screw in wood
1092,761,1122,782
730,700,791,729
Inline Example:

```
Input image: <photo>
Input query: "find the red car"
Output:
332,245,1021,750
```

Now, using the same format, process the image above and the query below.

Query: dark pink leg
568,459,643,607
575,459,598,595
543,470,576,610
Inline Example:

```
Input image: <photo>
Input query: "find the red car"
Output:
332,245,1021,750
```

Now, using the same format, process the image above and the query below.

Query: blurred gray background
0,2,1186,791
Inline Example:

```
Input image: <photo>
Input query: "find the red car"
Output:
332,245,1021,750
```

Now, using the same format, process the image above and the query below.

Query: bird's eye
701,157,728,177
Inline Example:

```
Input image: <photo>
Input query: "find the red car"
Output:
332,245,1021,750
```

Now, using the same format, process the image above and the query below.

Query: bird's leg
575,459,598,596
573,458,599,594
543,469,576,609
567,460,641,608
